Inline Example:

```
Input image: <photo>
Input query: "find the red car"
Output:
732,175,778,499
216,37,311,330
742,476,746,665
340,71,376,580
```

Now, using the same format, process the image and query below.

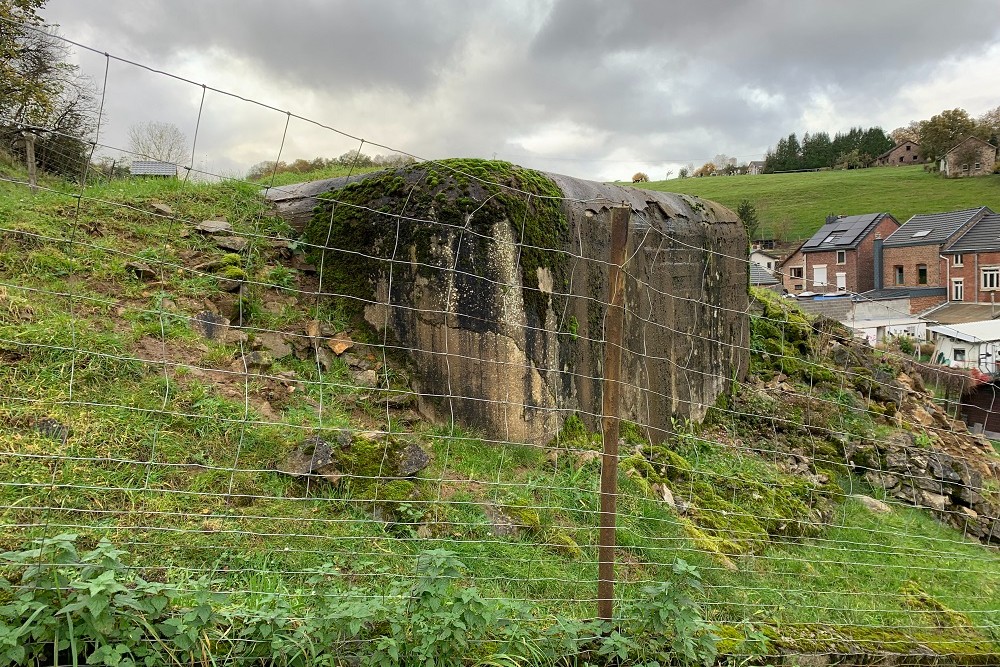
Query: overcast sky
44,0,1000,182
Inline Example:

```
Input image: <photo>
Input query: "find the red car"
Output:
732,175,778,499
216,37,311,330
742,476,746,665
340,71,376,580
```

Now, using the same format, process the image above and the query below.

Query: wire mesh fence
1,20,999,665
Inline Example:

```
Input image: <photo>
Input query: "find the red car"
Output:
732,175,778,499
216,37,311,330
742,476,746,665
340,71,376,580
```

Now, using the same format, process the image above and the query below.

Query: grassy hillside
1,161,999,663
632,166,1000,240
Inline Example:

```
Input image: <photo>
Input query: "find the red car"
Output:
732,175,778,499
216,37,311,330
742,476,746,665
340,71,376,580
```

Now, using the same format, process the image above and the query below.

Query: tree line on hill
760,106,1000,175
763,127,893,173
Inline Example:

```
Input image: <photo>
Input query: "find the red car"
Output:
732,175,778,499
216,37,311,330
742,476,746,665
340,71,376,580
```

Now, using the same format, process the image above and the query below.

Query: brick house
941,211,1000,306
875,141,923,166
779,213,899,294
940,137,998,177
876,207,992,312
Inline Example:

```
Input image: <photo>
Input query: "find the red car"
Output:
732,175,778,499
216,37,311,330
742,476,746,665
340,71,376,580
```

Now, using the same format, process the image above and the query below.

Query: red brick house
779,213,898,294
875,141,923,166
874,207,992,312
941,211,1000,305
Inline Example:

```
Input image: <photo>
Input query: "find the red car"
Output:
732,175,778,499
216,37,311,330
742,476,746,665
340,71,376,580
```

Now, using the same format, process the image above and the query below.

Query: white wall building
928,320,1000,372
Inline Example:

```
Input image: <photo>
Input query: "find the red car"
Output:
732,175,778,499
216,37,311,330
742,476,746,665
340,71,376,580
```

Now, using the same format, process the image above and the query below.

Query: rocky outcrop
844,373,1000,544
269,160,748,444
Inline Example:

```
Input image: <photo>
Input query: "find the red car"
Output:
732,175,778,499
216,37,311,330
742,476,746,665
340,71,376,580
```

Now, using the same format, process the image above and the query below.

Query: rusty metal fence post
598,204,630,621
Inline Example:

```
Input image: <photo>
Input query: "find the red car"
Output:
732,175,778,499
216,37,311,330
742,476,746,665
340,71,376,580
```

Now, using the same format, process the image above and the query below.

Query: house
875,207,992,312
750,249,780,274
747,160,766,175
778,212,899,294
130,160,178,178
928,320,1000,373
939,210,1000,307
939,137,997,177
749,262,781,292
875,141,923,166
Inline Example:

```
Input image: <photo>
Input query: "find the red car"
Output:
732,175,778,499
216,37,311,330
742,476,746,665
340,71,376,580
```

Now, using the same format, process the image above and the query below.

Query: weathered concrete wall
273,162,748,444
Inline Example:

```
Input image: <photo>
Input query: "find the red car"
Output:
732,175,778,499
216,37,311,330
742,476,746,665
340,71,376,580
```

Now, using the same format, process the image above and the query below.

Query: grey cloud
41,0,1000,180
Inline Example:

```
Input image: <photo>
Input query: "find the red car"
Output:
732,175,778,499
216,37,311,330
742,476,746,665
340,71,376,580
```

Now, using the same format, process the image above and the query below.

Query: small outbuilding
130,160,178,178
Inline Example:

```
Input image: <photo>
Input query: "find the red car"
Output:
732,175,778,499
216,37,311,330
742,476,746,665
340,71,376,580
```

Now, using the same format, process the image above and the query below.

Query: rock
256,332,293,359
195,219,232,234
918,490,948,513
353,369,379,387
651,482,676,508
191,311,230,341
214,235,248,252
398,441,431,476
851,494,892,514
377,390,413,408
327,332,354,356
150,202,174,216
959,506,979,520
232,351,273,372
279,433,352,482
483,504,520,537
341,352,370,371
125,261,157,281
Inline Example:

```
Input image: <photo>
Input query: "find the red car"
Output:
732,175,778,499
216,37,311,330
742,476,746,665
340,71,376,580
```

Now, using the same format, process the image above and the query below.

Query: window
982,267,1000,290
836,250,846,264
894,266,904,285
953,278,964,301
917,264,927,285
962,163,969,171
975,162,981,170
836,272,847,291
912,229,930,238
793,284,803,291
905,145,911,151
899,156,904,162
813,265,827,287
789,267,804,279
954,348,967,362
953,254,964,267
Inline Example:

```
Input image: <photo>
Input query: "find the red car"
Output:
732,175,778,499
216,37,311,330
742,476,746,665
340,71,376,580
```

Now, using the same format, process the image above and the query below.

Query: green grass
631,165,1000,240
1,163,999,656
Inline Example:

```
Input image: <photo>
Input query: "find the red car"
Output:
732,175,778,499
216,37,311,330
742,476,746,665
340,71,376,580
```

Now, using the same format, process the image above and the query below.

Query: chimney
873,234,883,291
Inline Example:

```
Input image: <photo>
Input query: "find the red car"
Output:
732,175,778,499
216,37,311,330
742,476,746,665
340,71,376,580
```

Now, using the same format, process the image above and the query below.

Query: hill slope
633,166,1000,240
0,162,999,663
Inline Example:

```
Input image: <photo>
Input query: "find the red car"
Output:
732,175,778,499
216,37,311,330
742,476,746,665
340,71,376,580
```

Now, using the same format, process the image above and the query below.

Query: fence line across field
1,19,998,660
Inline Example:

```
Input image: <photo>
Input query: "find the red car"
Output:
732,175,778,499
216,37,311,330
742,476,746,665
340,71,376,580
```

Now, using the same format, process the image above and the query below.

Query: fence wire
1,20,999,664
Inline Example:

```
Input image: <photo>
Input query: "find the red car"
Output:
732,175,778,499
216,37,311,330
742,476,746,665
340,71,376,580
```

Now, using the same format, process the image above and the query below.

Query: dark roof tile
882,207,990,247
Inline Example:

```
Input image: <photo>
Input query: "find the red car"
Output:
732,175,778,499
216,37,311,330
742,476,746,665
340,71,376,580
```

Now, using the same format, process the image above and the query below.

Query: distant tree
801,131,833,169
677,166,689,178
663,169,674,180
977,105,1000,146
890,122,921,145
918,109,977,161
1,2,97,182
631,171,649,183
693,161,717,177
127,121,188,164
736,199,760,244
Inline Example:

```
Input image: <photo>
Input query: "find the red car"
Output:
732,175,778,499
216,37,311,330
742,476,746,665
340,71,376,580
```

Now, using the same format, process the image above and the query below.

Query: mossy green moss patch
303,159,568,328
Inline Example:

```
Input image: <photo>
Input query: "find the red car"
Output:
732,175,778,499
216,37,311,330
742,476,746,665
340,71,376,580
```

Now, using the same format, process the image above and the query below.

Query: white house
928,319,1000,372
849,317,928,346
750,249,780,274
